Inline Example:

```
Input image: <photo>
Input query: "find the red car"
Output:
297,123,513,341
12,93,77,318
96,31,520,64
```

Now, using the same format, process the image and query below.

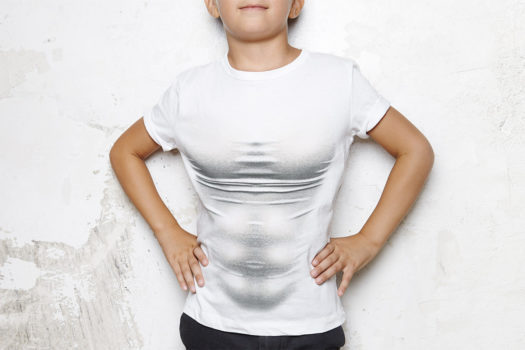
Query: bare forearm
109,148,182,240
360,146,434,250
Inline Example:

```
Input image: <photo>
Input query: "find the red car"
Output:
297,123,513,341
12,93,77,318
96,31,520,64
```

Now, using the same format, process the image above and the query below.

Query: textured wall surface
1,0,524,349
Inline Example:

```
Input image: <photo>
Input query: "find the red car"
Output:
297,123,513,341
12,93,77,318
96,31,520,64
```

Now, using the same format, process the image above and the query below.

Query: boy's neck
225,45,303,73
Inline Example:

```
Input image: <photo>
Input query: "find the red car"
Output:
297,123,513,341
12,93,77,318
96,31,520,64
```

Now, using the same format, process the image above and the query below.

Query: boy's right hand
155,227,208,294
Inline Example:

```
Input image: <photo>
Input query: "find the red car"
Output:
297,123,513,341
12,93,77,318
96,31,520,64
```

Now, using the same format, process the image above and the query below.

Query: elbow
109,139,144,170
427,142,435,169
109,140,125,169
415,138,435,172
109,145,118,171
400,137,435,171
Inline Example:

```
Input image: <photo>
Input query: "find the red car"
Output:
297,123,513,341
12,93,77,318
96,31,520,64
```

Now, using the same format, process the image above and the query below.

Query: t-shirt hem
142,110,177,152
182,302,347,336
357,96,391,139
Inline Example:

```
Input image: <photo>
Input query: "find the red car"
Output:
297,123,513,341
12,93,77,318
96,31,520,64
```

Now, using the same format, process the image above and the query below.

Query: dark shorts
179,312,346,350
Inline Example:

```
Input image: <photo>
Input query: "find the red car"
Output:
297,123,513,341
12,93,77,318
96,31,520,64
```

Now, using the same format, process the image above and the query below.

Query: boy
110,0,434,349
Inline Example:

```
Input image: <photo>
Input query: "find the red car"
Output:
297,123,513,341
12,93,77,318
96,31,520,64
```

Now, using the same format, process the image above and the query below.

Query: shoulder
305,49,358,76
306,50,357,67
170,58,219,90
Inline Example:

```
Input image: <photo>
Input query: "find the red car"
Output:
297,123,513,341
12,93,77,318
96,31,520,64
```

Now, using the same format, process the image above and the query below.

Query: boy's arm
311,106,434,296
109,117,208,293
109,117,180,238
360,105,435,249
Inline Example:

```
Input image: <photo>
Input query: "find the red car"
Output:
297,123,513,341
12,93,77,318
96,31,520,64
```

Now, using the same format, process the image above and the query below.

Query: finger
188,254,205,288
310,252,338,278
314,260,342,285
312,243,335,266
193,245,209,266
171,261,188,291
337,267,355,296
180,255,197,293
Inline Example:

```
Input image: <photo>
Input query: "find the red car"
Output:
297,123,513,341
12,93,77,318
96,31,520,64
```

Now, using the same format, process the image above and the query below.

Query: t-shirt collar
221,49,309,80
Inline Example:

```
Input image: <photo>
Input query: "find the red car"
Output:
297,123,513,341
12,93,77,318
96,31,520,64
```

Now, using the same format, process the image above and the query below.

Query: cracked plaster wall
0,0,524,349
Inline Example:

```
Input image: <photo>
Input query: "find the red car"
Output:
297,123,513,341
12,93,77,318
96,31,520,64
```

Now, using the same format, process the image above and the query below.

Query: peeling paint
0,171,143,349
0,258,40,290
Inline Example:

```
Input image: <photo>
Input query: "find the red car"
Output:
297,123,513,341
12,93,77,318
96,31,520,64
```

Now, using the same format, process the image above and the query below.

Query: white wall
1,0,524,349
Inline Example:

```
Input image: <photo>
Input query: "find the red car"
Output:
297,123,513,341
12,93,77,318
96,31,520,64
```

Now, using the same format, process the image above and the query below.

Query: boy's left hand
310,232,382,297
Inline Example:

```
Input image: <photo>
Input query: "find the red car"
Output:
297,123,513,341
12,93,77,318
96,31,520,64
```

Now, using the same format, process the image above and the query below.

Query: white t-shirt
143,48,390,336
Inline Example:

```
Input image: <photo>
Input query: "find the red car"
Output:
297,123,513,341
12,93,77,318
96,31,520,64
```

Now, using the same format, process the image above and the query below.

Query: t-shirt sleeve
348,60,391,139
142,80,180,152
